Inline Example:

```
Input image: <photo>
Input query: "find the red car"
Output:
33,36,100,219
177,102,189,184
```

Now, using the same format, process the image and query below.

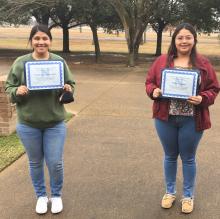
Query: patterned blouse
169,99,194,116
168,66,195,116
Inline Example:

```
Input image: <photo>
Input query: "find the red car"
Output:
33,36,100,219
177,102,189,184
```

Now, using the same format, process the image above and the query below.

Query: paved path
0,64,220,219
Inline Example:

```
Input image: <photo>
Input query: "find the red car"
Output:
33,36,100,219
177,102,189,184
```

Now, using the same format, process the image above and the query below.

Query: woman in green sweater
5,24,75,214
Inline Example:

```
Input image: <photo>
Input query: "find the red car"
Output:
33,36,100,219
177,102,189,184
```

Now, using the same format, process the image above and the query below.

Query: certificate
161,68,199,99
25,60,64,90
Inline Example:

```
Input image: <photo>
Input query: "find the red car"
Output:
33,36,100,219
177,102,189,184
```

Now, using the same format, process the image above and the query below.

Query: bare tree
106,0,151,66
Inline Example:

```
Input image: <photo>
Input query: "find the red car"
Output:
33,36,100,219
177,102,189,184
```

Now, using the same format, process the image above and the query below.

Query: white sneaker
35,196,48,214
51,197,63,214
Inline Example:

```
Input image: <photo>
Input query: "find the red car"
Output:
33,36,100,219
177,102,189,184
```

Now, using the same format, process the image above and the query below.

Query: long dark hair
167,23,197,67
29,24,52,43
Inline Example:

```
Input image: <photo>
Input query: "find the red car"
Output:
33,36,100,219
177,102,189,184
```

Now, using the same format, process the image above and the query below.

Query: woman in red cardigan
145,23,219,213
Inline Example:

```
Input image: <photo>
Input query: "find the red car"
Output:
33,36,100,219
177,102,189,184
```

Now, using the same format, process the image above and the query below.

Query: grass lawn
0,26,220,56
65,111,74,122
0,133,24,172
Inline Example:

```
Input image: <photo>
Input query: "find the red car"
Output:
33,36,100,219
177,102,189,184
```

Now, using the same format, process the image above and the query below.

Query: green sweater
5,53,75,128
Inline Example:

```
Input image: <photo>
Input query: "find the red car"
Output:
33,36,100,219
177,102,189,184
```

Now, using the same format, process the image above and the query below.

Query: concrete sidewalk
0,64,220,219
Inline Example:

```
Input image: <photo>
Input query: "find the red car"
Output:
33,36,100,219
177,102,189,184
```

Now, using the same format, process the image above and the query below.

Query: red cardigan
145,54,220,131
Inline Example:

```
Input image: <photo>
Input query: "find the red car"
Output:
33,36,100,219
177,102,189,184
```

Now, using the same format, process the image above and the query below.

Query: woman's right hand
16,85,29,96
153,88,162,98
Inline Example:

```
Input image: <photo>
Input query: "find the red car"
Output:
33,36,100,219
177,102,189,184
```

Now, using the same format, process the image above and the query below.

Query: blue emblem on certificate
161,68,199,99
25,60,64,90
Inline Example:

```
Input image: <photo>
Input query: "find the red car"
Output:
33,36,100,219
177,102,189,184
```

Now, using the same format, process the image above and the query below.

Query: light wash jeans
16,122,66,198
155,116,203,198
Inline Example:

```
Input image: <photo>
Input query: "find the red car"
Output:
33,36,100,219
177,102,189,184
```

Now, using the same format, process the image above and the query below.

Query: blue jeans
155,116,203,198
16,122,66,198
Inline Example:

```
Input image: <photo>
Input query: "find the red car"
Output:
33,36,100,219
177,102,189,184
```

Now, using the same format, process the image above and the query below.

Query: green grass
0,112,74,172
64,111,74,122
0,133,24,172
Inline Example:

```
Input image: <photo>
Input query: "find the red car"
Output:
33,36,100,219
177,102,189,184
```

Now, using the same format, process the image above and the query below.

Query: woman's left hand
187,95,202,105
63,84,72,92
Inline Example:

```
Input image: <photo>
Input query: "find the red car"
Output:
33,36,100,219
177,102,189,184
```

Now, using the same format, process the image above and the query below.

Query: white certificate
25,60,64,90
161,68,199,99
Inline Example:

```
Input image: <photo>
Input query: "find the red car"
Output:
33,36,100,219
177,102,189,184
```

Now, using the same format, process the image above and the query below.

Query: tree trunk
127,32,143,67
125,29,135,66
128,50,135,67
90,24,101,63
63,25,70,53
127,40,141,66
126,29,145,66
42,14,49,26
155,29,163,56
126,35,135,67
153,20,167,56
134,43,140,61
